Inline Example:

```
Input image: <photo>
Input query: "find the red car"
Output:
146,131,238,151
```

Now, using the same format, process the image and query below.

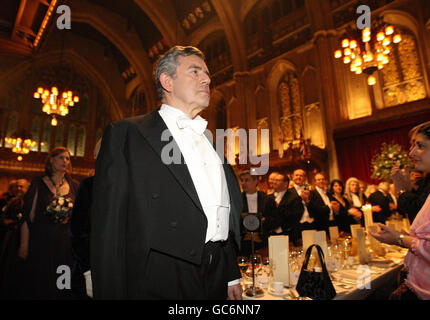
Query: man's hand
227,284,243,300
300,189,310,203
372,205,382,213
330,201,340,213
391,162,411,194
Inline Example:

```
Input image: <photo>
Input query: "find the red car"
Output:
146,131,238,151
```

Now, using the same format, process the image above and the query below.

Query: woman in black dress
17,147,79,299
328,179,362,234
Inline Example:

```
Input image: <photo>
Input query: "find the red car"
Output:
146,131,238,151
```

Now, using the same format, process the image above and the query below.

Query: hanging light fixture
334,17,402,85
5,133,37,160
33,86,79,126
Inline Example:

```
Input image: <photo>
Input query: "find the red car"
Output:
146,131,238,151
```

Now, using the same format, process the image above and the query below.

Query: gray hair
154,46,205,101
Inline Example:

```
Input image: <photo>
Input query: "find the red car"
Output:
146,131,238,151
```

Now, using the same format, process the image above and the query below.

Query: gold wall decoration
278,72,303,144
381,30,426,107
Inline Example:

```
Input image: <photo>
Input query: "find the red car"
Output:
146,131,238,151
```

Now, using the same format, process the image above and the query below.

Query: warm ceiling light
393,34,402,43
34,86,79,125
385,25,394,35
334,20,402,86
342,39,350,48
368,75,376,86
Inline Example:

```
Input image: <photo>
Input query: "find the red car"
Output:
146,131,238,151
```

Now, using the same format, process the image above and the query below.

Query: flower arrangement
371,142,414,182
46,196,73,224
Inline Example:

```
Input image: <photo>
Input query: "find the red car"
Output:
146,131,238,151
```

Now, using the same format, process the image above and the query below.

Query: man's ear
159,72,173,94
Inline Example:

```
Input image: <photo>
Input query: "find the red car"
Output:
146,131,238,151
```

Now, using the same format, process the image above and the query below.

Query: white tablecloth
243,248,407,300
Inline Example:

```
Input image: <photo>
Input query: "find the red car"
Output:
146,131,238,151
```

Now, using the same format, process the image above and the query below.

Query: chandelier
334,18,402,86
33,86,79,126
5,134,37,160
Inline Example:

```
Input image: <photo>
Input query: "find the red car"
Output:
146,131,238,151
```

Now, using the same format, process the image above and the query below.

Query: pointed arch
267,59,299,150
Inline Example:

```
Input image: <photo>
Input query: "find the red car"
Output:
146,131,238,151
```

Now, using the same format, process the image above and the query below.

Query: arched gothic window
380,29,426,107
278,72,303,142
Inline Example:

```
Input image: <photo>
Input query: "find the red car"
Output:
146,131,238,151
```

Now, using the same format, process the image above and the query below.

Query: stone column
305,0,341,179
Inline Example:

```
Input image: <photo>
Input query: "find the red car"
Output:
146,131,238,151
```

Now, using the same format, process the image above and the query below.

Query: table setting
240,222,408,300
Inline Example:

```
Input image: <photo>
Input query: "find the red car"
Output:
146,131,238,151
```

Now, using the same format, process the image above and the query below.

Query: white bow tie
176,115,208,135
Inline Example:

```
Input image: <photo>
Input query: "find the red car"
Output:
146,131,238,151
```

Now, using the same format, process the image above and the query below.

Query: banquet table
243,246,408,300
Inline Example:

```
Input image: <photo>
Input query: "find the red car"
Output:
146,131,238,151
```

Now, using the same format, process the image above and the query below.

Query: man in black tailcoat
91,46,243,300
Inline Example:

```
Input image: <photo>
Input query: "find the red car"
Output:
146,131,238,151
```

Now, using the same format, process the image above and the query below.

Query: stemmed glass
245,253,264,297
256,257,271,289
248,253,262,277
237,256,249,279
237,256,249,290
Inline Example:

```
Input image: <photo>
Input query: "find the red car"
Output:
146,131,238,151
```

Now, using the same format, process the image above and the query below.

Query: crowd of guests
0,146,95,300
238,167,429,256
0,122,429,300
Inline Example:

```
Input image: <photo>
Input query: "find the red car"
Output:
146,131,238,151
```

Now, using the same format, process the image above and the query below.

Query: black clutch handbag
296,244,337,300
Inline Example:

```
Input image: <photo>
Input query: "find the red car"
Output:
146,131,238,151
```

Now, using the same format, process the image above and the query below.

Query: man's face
16,179,28,195
293,170,306,186
167,55,211,115
274,174,288,192
349,181,359,193
268,173,278,189
240,174,258,194
314,174,326,189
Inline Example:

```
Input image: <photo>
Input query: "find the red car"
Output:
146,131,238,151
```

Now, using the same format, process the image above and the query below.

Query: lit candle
362,204,374,230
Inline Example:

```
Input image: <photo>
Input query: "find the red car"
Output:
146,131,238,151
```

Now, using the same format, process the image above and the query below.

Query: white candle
362,204,373,231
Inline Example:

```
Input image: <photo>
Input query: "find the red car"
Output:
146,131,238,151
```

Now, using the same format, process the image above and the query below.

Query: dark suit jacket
71,176,93,274
367,190,391,223
327,193,357,233
241,191,279,237
273,189,304,244
398,174,430,223
90,110,242,299
309,189,331,231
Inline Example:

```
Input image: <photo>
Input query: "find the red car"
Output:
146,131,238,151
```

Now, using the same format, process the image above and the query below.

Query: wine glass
256,257,272,289
237,256,249,279
246,254,262,282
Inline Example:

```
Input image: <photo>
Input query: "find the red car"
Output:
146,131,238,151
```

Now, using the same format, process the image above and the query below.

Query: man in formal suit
91,46,243,300
367,182,392,223
309,173,332,231
268,173,303,245
289,169,319,239
396,169,430,223
238,170,278,256
266,171,280,195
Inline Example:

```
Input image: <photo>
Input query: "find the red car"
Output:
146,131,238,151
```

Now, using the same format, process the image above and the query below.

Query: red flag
299,128,306,159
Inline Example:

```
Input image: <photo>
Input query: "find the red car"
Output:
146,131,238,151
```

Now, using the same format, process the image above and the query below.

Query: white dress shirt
245,192,258,213
316,186,334,221
351,193,362,208
158,104,230,243
273,190,286,206
294,184,314,224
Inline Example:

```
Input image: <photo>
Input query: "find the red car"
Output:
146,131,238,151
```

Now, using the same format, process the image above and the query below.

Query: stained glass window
76,126,86,157
54,122,64,147
67,125,76,156
278,72,303,142
380,29,426,107
30,117,41,152
41,119,51,153
4,113,18,148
